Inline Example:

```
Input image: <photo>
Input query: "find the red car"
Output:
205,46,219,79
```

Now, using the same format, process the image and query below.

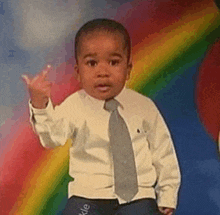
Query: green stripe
139,19,220,97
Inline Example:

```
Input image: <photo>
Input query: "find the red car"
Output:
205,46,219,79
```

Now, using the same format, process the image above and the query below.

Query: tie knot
104,99,120,112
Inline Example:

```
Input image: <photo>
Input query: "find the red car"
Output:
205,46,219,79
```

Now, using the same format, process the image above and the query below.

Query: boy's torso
63,88,159,201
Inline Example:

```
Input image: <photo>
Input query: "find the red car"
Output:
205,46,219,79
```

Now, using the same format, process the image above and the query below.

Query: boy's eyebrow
83,52,123,59
110,53,123,58
83,53,97,59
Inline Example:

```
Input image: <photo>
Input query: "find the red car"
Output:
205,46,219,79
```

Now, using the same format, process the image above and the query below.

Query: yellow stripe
12,140,71,215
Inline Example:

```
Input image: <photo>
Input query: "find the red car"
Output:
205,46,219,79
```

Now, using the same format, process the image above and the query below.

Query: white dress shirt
29,87,181,208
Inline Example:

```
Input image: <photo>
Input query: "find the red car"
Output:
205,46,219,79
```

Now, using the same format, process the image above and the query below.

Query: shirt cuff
157,188,179,209
29,99,54,124
29,99,52,113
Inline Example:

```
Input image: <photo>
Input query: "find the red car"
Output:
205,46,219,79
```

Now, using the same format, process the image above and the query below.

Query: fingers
158,207,174,215
32,70,48,84
21,74,31,85
21,65,52,108
158,207,164,213
38,65,52,81
22,65,52,86
158,207,172,214
22,66,52,95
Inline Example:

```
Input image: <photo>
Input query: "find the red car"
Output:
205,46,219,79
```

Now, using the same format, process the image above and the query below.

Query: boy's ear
74,64,80,81
126,62,132,80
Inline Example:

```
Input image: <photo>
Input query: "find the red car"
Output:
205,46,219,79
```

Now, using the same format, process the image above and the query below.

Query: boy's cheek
76,73,81,82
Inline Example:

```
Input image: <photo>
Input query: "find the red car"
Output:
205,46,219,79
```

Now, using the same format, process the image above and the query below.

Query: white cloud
209,188,220,211
10,0,82,51
197,159,220,177
197,159,220,211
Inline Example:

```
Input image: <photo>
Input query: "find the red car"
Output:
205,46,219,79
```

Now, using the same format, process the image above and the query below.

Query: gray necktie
104,99,138,202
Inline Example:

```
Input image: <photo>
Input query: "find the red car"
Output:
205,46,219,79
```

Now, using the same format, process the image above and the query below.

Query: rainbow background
1,0,220,214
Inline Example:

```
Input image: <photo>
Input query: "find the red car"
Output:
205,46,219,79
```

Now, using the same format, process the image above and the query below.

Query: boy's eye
110,60,120,66
87,60,97,67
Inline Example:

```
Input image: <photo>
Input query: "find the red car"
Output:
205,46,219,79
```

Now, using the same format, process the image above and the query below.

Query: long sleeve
29,98,75,148
146,107,181,208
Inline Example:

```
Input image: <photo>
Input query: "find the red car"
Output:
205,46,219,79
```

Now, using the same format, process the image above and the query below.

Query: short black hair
74,18,131,62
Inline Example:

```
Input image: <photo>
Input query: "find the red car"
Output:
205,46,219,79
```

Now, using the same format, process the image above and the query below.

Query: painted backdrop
1,0,220,214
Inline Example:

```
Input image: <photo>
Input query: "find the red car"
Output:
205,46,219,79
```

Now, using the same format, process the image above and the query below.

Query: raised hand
22,65,52,109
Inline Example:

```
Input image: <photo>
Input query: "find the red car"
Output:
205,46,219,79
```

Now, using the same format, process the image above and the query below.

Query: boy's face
74,31,132,100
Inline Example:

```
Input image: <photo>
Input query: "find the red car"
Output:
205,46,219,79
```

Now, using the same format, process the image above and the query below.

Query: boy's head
75,19,131,63
74,19,132,100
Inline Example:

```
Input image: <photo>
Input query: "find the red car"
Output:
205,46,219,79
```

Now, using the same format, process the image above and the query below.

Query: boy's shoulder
121,88,160,118
57,89,85,108
122,88,155,105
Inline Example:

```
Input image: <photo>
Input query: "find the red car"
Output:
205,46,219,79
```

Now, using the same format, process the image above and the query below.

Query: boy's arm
146,106,181,209
22,67,73,148
29,98,73,148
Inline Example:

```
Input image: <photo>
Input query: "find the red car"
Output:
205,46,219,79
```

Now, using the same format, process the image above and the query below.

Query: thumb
21,74,30,85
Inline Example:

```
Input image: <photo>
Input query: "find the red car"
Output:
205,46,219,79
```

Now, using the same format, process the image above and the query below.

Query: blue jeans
62,195,162,215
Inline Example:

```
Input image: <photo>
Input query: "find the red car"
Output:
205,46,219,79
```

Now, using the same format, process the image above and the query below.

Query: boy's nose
96,65,110,77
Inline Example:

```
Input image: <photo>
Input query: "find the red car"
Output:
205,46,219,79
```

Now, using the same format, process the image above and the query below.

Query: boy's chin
84,86,124,100
92,93,115,101
87,91,117,101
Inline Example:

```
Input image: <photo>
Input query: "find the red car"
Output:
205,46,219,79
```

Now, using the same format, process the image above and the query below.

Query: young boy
22,19,181,215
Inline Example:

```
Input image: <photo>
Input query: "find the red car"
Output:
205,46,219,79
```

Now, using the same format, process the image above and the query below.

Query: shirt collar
79,89,105,110
79,88,127,110
114,88,126,110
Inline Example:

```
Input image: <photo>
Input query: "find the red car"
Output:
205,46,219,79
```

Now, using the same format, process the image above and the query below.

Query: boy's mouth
95,84,111,92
